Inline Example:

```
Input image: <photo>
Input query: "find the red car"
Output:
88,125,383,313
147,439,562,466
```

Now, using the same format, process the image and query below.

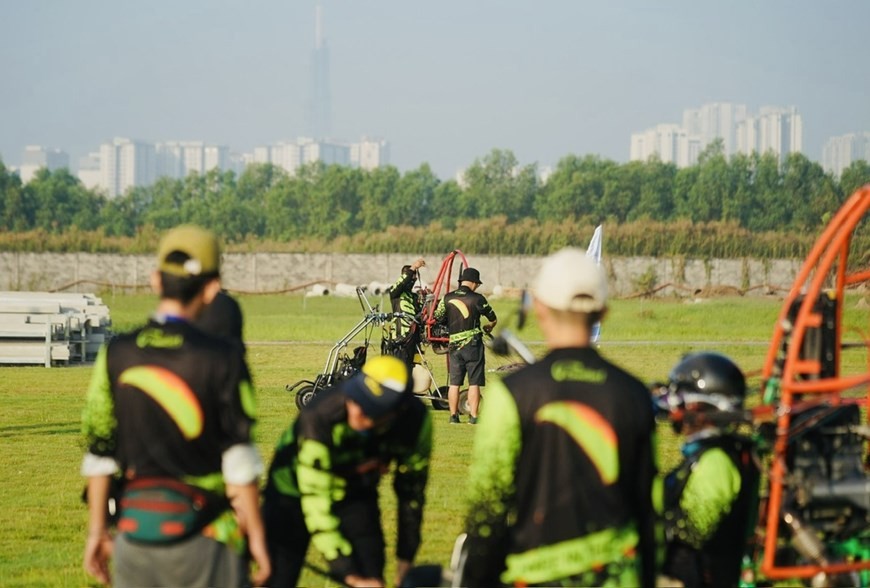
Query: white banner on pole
585,225,603,343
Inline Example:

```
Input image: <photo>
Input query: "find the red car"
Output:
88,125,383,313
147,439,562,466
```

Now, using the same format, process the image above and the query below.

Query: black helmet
667,352,746,412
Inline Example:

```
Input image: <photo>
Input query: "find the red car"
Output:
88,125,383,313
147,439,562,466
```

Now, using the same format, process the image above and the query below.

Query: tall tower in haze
309,1,332,139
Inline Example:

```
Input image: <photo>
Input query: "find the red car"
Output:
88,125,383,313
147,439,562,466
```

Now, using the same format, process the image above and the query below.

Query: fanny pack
118,477,228,545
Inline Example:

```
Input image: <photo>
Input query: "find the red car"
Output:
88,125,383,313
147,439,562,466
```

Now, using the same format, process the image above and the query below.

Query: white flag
586,225,603,343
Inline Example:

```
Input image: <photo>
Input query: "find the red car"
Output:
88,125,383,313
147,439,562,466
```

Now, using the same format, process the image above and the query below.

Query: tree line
1,141,869,258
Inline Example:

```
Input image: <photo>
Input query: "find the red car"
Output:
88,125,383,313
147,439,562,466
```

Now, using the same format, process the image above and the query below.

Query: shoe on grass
468,416,478,425
449,414,461,424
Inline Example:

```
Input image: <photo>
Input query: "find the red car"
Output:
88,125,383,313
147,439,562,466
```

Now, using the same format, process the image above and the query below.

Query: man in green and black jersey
657,352,760,588
385,257,425,369
81,225,270,587
262,355,432,588
461,248,659,587
434,267,497,424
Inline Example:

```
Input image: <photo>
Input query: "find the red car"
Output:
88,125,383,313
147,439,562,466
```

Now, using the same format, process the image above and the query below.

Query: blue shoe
468,416,478,425
449,414,461,424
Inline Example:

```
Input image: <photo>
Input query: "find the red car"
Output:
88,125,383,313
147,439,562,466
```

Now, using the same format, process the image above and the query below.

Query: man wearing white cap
461,248,659,587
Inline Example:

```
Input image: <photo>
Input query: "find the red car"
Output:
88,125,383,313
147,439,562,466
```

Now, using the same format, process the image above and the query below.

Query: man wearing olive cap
262,355,432,588
460,248,658,587
81,225,270,587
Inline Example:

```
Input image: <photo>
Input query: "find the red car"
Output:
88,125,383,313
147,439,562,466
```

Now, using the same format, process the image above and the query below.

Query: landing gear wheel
458,389,471,415
430,385,449,411
295,385,316,410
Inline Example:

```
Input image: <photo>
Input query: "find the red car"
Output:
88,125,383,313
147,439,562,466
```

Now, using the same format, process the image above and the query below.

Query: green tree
0,159,34,231
429,179,464,229
683,140,728,222
747,151,785,231
630,157,676,221
463,149,537,221
27,168,101,232
535,155,616,222
141,177,185,230
358,166,401,231
782,153,840,231
395,164,440,227
599,160,644,222
839,160,870,198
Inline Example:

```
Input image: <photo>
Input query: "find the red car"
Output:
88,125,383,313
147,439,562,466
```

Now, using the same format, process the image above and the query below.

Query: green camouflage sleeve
296,428,355,578
463,378,522,585
81,345,117,457
677,448,741,548
393,407,432,561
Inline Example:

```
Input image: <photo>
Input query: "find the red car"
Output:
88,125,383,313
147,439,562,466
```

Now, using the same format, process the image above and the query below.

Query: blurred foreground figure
262,355,431,588
656,352,760,588
80,225,270,587
461,248,659,587
196,288,245,351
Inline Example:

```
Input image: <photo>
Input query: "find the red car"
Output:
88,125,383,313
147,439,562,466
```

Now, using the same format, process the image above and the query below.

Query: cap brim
344,378,391,419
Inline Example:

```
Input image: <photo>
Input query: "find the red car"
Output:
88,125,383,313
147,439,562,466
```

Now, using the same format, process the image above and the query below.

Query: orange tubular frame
758,186,870,580
420,249,470,348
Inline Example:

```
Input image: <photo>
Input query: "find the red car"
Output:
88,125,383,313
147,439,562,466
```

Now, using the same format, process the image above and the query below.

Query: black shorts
448,341,485,387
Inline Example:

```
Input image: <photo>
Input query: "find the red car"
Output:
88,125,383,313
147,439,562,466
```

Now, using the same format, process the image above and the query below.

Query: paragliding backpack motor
776,403,870,574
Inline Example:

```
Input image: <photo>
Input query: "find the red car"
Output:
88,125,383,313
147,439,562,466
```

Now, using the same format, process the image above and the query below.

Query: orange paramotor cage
420,249,470,347
758,185,870,580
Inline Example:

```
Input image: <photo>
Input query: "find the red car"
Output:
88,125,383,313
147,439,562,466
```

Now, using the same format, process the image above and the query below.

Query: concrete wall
0,252,804,297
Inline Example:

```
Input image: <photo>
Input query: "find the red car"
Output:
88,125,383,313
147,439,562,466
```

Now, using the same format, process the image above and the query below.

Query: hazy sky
3,0,869,179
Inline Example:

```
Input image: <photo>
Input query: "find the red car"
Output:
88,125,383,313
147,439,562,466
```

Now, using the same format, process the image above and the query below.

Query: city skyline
3,1,870,179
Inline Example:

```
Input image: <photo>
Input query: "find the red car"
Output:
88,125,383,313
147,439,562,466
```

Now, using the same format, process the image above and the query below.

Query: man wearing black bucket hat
434,267,497,424
262,355,432,587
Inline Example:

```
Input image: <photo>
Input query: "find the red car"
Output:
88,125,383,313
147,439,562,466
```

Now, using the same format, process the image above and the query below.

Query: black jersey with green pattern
463,347,659,587
81,317,256,486
264,388,432,577
662,433,760,588
434,286,497,348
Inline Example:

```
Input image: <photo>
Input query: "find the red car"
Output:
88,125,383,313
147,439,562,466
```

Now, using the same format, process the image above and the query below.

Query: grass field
0,291,866,587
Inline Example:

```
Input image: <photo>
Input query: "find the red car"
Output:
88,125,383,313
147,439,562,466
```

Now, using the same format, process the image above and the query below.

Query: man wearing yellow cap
262,355,432,588
81,225,270,587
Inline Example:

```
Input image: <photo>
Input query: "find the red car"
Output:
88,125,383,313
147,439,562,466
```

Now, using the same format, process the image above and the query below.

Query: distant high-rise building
77,152,102,190
270,142,302,174
248,137,387,174
682,103,747,157
350,138,390,170
99,138,155,198
155,141,229,179
630,124,698,167
631,102,803,168
18,145,69,184
301,138,349,166
822,132,870,177
253,146,272,165
736,106,803,164
309,2,332,139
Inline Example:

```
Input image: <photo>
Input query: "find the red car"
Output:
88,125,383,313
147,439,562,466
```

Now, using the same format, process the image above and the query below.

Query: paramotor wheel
295,385,317,410
430,385,450,411
458,388,472,415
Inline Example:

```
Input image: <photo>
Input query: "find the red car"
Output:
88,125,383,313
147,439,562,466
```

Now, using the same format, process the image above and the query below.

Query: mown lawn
0,291,866,587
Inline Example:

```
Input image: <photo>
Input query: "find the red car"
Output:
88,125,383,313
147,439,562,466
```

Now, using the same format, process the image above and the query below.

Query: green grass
0,292,867,586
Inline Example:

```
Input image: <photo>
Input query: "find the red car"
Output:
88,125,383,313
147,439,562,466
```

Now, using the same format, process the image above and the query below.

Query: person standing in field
656,352,760,588
196,288,245,352
261,355,431,588
385,257,426,369
460,248,659,587
80,224,270,587
434,267,497,424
